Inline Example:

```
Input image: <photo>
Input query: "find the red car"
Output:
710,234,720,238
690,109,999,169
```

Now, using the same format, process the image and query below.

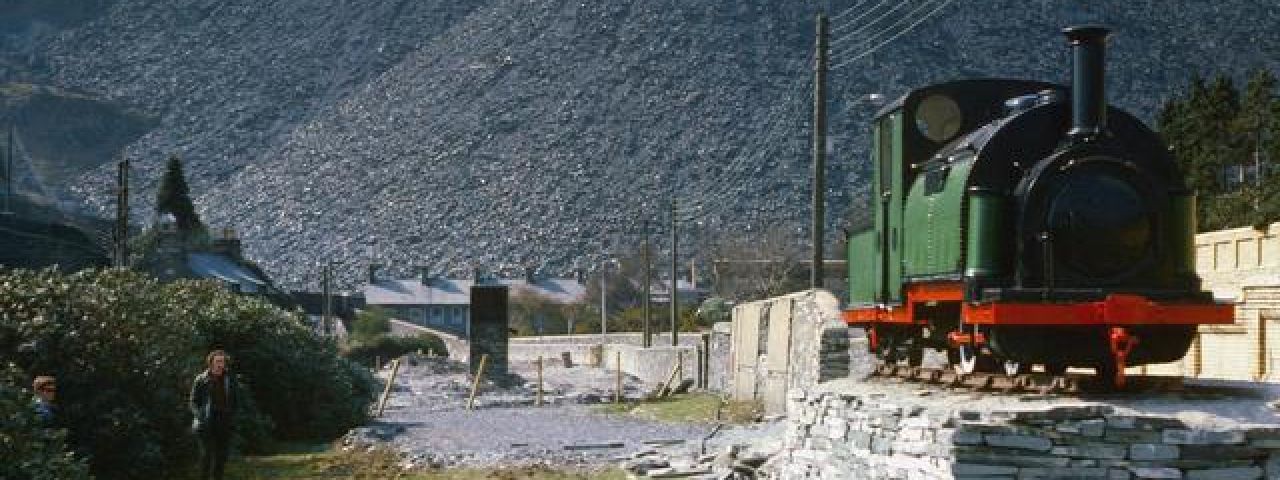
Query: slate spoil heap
765,388,1280,480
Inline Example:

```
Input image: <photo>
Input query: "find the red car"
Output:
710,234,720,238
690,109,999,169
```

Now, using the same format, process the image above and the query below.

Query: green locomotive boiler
843,26,1232,388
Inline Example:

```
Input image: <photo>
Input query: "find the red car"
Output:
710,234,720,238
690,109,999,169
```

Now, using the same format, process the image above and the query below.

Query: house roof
363,277,586,306
187,253,267,292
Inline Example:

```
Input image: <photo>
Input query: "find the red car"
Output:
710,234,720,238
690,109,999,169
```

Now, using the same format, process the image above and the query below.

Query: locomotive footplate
962,293,1234,326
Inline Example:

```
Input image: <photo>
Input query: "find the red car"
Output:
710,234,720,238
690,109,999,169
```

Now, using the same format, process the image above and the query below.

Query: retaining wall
599,344,700,386
389,319,469,362
766,388,1280,480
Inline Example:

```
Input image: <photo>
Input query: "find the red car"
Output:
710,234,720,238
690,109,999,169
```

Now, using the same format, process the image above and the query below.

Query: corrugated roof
187,253,267,292
363,277,586,306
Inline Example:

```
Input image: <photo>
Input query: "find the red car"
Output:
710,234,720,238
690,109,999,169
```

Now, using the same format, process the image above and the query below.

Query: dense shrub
343,333,447,368
0,364,91,480
0,268,376,479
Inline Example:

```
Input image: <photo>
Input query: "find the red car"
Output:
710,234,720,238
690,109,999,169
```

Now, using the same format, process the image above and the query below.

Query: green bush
0,268,376,479
349,307,392,341
343,333,447,367
0,364,91,480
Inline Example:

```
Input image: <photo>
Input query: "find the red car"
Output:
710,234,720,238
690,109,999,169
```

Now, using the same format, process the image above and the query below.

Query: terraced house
362,268,585,336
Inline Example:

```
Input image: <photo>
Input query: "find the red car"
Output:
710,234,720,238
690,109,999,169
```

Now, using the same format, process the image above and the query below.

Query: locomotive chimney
1064,25,1111,140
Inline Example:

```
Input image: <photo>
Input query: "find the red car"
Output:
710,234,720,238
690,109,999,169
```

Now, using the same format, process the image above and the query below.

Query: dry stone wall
765,389,1280,480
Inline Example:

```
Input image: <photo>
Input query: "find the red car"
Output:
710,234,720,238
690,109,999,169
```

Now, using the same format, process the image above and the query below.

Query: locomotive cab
844,26,1233,389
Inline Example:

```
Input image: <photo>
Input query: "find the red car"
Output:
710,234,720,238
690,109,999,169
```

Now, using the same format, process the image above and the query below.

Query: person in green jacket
189,349,237,480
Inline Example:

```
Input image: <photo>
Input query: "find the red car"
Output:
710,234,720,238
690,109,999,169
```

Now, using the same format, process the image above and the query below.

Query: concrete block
1162,429,1246,445
1177,445,1263,460
871,435,893,455
1127,467,1182,479
985,434,1053,452
891,440,930,456
1182,467,1262,480
1107,415,1138,429
1106,429,1163,444
953,463,1019,476
1051,443,1128,460
1129,444,1179,461
1015,467,1108,479
954,448,1072,468
1079,419,1107,438
1008,405,1114,423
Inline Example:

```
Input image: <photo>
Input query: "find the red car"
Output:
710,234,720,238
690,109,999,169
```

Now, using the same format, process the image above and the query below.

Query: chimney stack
367,263,380,284
417,266,431,286
1064,25,1111,140
524,265,537,284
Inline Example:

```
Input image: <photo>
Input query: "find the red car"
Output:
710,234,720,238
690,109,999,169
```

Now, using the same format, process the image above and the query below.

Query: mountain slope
12,0,1280,288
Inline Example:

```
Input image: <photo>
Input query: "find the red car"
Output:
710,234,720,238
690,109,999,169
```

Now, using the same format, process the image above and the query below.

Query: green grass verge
597,393,762,424
185,443,625,479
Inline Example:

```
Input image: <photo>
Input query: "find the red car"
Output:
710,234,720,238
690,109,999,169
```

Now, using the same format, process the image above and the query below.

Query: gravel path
347,356,727,469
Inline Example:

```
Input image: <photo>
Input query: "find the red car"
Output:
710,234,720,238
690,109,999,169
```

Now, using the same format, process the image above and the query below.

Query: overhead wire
830,0,897,34
829,0,920,44
831,0,955,71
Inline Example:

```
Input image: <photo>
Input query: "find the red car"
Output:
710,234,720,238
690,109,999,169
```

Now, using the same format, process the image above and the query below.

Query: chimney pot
1063,25,1111,140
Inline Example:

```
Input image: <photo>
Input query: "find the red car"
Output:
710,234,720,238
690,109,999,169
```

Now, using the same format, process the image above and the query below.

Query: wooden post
536,356,544,406
375,358,402,417
659,361,681,397
1258,310,1268,381
467,354,489,411
615,351,622,404
677,350,684,383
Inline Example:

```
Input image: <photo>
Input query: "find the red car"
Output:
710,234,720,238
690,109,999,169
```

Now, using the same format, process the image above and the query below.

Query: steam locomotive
843,26,1233,389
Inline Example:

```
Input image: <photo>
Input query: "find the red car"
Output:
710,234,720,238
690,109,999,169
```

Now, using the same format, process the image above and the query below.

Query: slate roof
363,277,586,306
187,252,268,293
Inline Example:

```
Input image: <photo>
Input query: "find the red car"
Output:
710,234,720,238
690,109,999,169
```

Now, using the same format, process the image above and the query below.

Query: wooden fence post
375,358,402,417
467,354,489,411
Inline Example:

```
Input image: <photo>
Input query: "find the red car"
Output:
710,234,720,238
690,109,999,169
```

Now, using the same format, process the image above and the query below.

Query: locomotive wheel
954,346,997,374
1003,360,1030,377
907,345,924,367
876,333,900,364
1093,361,1121,391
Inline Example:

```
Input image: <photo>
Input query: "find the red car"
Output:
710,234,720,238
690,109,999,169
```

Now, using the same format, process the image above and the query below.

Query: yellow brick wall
1135,223,1280,382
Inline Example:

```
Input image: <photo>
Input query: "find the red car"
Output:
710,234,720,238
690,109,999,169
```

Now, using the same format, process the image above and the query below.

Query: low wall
766,385,1280,480
599,343,700,386
508,332,702,347
707,321,732,393
389,320,469,363
728,290,860,413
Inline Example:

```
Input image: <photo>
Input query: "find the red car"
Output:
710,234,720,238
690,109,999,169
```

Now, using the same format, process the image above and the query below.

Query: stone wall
389,319,469,363
766,389,1280,480
708,322,732,393
727,289,864,412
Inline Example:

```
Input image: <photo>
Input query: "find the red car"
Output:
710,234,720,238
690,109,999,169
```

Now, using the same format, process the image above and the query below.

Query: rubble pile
766,389,1280,480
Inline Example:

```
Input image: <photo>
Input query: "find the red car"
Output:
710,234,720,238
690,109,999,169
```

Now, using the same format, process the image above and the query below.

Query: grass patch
181,443,626,479
597,393,762,424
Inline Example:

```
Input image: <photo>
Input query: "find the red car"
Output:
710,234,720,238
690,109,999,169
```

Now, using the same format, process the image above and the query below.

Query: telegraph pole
811,13,829,289
3,125,13,215
322,262,333,336
600,260,608,336
642,219,652,348
670,200,679,346
115,156,130,266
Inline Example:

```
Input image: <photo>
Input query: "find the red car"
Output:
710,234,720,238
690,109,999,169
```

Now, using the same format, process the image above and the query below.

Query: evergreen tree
1159,71,1280,231
155,155,204,232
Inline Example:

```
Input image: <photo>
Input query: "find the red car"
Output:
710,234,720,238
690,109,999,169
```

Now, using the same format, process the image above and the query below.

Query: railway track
867,363,1186,395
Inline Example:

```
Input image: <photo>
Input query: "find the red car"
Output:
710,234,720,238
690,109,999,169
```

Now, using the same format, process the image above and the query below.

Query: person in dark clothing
31,375,56,426
190,350,237,480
